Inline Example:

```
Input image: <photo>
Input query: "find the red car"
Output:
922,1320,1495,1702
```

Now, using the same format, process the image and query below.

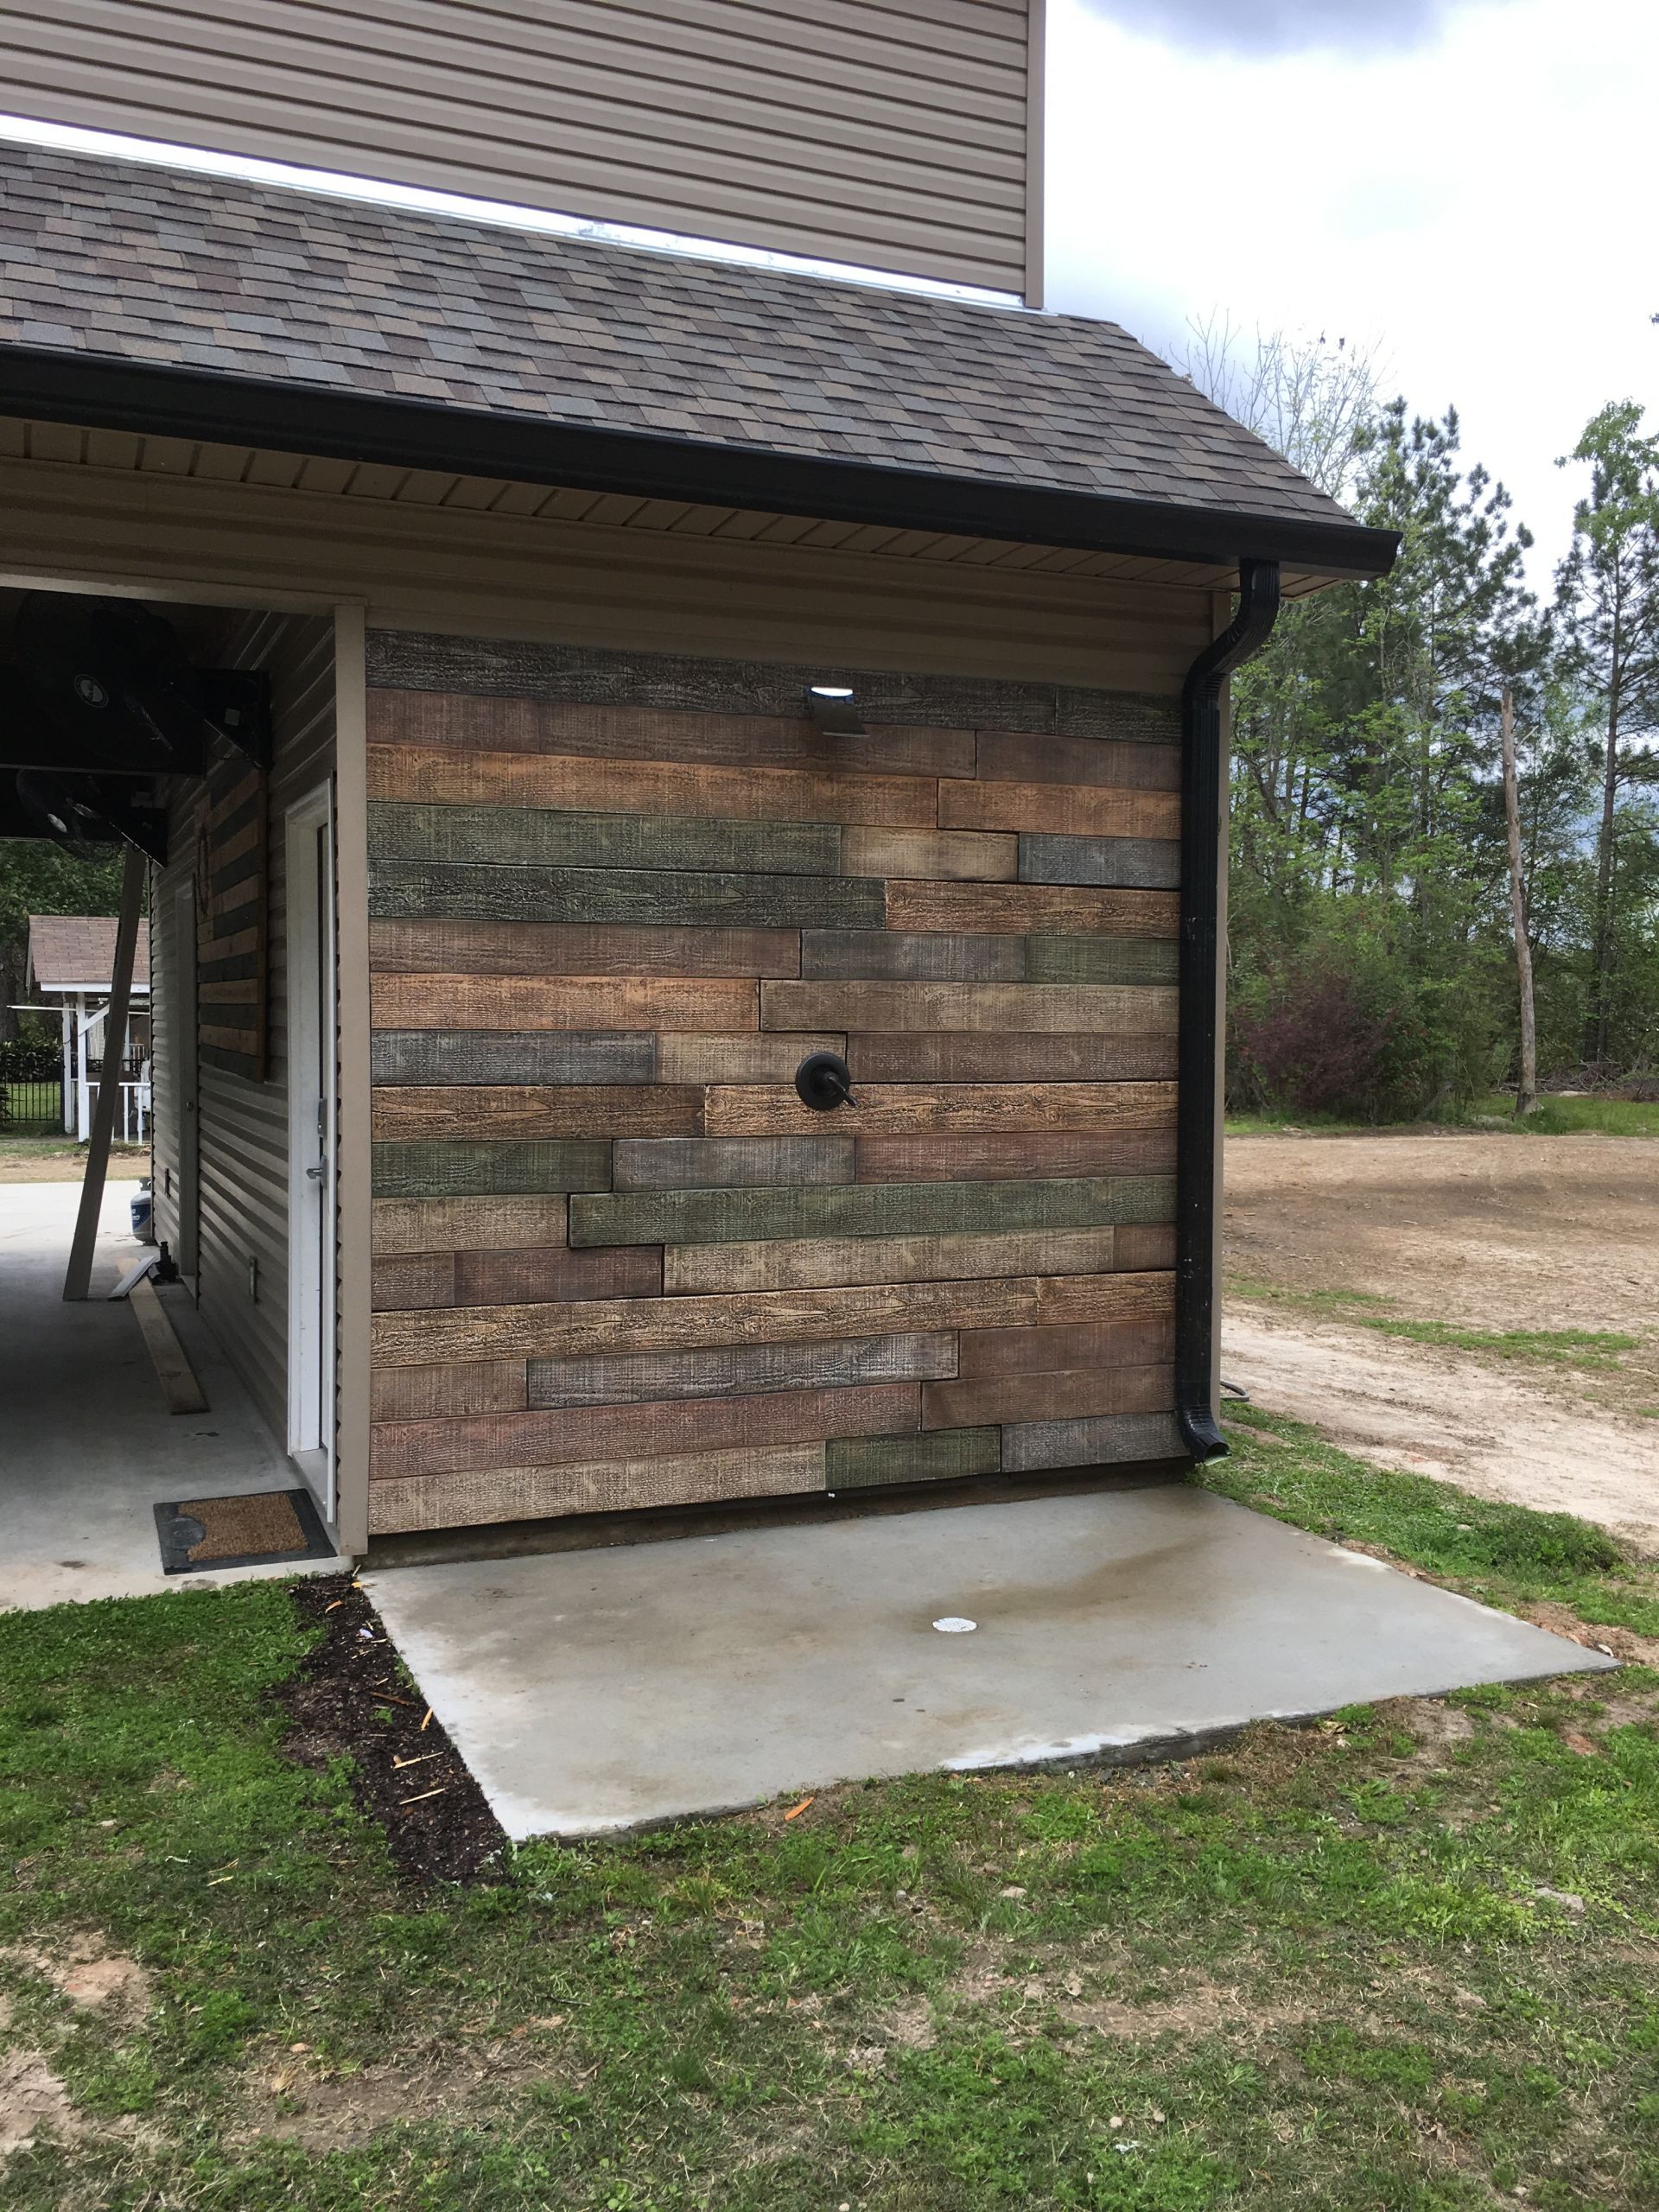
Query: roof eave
0,342,1402,582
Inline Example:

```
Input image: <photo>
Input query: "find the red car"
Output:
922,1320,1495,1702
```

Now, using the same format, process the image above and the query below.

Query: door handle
306,1161,328,1182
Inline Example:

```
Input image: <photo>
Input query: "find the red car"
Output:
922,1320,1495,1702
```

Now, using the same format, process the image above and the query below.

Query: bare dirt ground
1222,1134,1659,1554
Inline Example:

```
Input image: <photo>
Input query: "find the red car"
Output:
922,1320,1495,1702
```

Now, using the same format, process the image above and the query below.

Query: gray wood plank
852,1032,1179,1082
827,1428,1001,1489
527,1331,957,1408
372,1141,613,1198
1018,836,1182,889
802,930,1027,982
570,1174,1176,1249
369,861,885,929
1000,1412,1187,1471
1025,937,1180,985
369,800,840,875
613,1136,855,1190
372,1032,657,1085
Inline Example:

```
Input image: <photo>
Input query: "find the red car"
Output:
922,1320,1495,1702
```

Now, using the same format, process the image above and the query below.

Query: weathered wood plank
371,1269,1176,1366
613,1136,855,1190
956,1318,1175,1376
855,1130,1177,1182
368,741,940,826
527,1332,957,1408
1001,1412,1186,1471
841,828,1014,881
372,1195,569,1255
367,1444,827,1535
1018,835,1182,889
372,974,757,1033
1025,937,1180,985
368,690,977,777
923,1363,1174,1430
827,1428,1001,1489
370,861,884,930
372,1254,457,1311
372,1032,658,1086
370,1382,922,1478
572,1175,1175,1250
850,1032,1179,1083
370,919,800,979
128,1276,208,1415
800,930,1026,982
454,1244,663,1306
1111,1223,1178,1271
663,1227,1122,1294
654,1033,846,1083
372,1141,613,1198
372,1360,530,1421
372,1086,702,1141
369,799,841,876
885,880,1179,938
707,1081,1178,1138
976,733,1182,790
941,781,1181,839
760,981,1179,1036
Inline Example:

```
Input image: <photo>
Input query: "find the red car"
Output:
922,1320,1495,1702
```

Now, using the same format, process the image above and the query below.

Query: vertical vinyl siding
0,0,1040,296
191,613,337,1446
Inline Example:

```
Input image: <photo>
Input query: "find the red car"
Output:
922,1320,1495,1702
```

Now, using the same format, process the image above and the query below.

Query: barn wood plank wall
365,633,1183,1535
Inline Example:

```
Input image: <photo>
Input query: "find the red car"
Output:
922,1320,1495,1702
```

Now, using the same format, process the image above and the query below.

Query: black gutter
1175,556,1282,1462
0,345,1401,579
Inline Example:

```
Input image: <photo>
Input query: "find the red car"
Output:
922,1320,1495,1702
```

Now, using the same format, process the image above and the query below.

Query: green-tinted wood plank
526,1331,957,1409
1018,835,1181,889
1025,936,1181,985
613,1136,855,1190
368,800,840,875
569,1174,1175,1249
801,929,1026,982
372,1032,656,1085
827,1428,1001,1489
1001,1411,1186,1471
372,1140,613,1198
369,861,885,929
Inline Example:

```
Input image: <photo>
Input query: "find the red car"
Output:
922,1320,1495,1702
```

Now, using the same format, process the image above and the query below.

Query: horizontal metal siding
194,612,336,1444
0,0,1037,294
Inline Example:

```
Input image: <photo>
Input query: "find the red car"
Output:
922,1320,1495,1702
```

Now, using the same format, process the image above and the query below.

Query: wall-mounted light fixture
804,683,865,736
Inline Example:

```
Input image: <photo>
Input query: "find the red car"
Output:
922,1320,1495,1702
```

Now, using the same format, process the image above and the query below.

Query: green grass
1226,1281,1644,1372
5,1434,1659,2208
1225,1095,1659,1139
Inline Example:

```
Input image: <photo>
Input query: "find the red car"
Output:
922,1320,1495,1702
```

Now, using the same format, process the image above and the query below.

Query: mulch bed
282,1574,508,1884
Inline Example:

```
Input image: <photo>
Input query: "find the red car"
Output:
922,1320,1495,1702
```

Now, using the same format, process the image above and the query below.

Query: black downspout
1175,556,1281,1460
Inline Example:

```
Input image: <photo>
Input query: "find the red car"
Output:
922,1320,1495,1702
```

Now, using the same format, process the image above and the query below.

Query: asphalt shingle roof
0,145,1365,544
28,913,150,993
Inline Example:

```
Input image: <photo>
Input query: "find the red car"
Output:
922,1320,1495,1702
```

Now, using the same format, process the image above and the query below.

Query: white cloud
1046,0,1659,569
1076,0,1488,56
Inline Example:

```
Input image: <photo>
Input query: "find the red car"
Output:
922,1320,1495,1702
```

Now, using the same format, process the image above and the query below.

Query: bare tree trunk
1587,675,1621,1067
1500,687,1538,1116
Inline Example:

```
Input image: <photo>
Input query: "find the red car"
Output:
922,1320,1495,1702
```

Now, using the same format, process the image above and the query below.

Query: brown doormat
155,1488,334,1573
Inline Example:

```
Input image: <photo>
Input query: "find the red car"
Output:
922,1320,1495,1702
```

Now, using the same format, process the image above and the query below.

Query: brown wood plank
372,1254,457,1312
575,1177,1173,1251
707,1080,1178,1138
372,1360,530,1421
760,982,1179,1035
453,1245,664,1306
371,1196,569,1255
1113,1223,1179,1271
941,781,1181,838
850,1033,1180,1083
369,692,977,778
956,1318,1175,1376
367,1444,827,1535
855,1130,1176,1181
367,741,939,826
885,880,1179,938
922,1363,1175,1430
370,918,801,977
527,1332,957,1408
976,733,1182,790
372,1086,702,1141
371,974,758,1033
370,1382,923,1479
841,828,1014,880
372,1269,1177,1367
664,1227,1122,1294
655,1033,846,1083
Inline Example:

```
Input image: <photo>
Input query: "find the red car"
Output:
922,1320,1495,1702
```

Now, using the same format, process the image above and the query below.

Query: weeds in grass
1227,1281,1645,1370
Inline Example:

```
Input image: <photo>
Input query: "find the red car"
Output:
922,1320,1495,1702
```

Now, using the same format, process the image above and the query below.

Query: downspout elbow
1175,557,1281,1460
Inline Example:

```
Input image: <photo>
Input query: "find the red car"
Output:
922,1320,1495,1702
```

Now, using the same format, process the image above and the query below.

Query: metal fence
1,1077,66,1136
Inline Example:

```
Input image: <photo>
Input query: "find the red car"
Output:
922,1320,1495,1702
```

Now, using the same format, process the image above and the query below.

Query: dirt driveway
1222,1134,1659,1554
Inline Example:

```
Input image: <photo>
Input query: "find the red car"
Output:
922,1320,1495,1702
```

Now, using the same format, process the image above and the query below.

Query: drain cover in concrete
365,1486,1613,1839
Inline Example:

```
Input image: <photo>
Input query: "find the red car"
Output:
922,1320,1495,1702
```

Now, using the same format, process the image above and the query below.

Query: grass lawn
0,1138,147,1184
1225,1096,1659,1140
1226,1281,1647,1374
3,1420,1658,2209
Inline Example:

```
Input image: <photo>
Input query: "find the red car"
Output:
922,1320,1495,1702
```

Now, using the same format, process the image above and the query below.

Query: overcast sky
1045,0,1657,571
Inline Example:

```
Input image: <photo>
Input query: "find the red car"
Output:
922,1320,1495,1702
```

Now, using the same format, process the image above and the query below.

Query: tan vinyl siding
0,0,1042,297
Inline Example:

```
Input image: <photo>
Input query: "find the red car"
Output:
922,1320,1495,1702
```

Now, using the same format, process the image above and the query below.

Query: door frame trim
284,778,338,1516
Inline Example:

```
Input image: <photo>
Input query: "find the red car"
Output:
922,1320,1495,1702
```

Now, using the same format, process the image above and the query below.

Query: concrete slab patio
1,1178,340,1611
366,1483,1614,1839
